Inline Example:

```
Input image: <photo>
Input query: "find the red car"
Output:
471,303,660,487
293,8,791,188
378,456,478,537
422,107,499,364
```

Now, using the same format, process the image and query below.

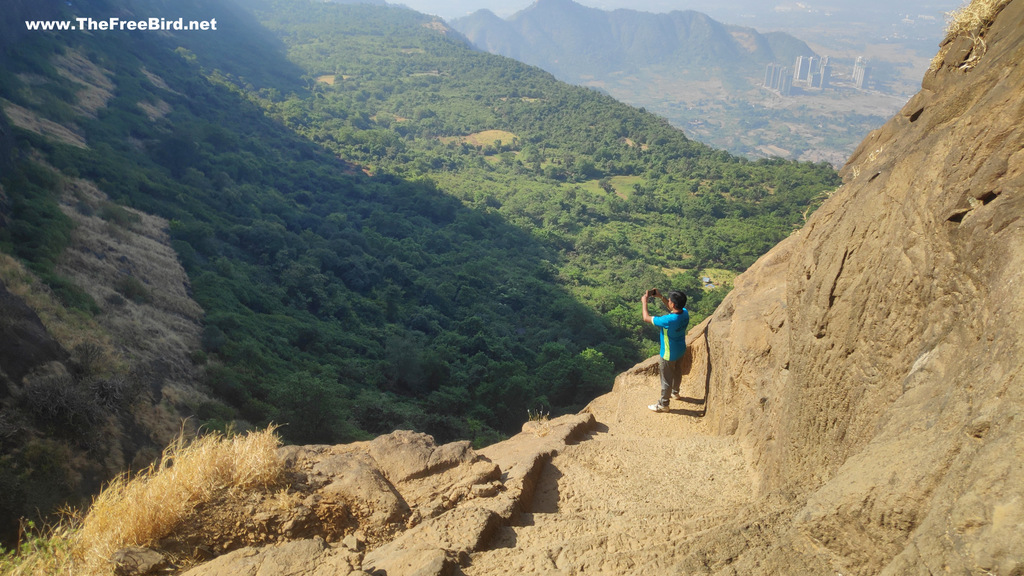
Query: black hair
667,290,687,310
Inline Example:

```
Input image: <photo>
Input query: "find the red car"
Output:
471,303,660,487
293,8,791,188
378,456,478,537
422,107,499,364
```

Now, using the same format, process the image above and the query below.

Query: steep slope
0,195,206,544
25,3,1020,572
469,0,1024,574
0,0,59,49
1,0,841,543
4,0,839,451
1,0,635,453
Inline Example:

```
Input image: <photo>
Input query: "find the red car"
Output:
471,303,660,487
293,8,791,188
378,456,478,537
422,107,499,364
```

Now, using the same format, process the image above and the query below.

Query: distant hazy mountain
403,0,959,25
451,0,815,83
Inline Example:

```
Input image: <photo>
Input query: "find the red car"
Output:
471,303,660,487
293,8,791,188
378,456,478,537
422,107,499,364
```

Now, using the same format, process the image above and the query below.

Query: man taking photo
641,288,689,412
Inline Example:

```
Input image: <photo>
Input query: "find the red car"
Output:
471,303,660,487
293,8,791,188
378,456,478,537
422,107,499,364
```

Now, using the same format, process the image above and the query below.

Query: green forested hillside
0,0,839,451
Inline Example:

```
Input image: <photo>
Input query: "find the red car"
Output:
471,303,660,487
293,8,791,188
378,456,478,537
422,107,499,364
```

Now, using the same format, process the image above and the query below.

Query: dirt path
461,365,757,575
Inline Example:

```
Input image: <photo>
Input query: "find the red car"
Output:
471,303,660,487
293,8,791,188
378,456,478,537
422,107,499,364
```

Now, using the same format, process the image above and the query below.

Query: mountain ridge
453,0,814,82
450,0,895,165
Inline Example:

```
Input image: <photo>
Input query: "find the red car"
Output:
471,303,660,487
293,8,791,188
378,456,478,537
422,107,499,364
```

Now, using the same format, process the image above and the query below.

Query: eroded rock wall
694,1,1024,572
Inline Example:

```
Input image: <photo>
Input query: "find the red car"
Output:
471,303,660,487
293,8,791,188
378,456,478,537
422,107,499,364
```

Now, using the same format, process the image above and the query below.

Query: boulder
167,419,594,575
362,507,501,576
367,430,474,483
111,547,167,576
180,537,363,576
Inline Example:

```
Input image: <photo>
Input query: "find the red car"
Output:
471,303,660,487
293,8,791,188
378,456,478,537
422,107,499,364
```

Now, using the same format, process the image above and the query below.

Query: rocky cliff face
688,0,1024,571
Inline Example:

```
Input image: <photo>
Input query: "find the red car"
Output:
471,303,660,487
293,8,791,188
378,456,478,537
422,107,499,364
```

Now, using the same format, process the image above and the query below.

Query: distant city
763,55,872,96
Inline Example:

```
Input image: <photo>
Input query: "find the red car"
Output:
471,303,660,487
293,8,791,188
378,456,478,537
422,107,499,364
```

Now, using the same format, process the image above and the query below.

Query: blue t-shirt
652,309,689,361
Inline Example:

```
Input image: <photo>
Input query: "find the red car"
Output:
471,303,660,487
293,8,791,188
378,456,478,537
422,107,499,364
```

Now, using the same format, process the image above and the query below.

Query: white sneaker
670,392,682,400
648,404,668,413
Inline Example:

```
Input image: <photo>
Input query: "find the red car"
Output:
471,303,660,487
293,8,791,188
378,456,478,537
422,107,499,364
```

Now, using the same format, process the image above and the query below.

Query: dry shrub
71,426,283,575
944,0,1010,37
87,374,142,413
932,0,1011,69
22,371,105,445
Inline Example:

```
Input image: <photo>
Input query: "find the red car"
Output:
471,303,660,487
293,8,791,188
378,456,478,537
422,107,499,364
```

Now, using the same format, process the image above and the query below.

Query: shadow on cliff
673,320,712,418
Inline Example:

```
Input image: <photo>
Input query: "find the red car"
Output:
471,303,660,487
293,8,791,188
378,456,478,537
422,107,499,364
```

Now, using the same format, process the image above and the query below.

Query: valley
0,0,1021,574
451,0,960,166
2,0,836,546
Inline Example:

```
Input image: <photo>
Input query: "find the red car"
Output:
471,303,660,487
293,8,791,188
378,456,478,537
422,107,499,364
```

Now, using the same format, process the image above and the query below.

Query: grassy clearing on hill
607,176,644,199
700,268,738,289
0,253,116,364
439,130,519,148
571,175,645,199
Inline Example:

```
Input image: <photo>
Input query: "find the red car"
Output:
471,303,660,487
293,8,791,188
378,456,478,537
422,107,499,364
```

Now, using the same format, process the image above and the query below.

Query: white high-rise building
794,56,810,83
853,56,871,89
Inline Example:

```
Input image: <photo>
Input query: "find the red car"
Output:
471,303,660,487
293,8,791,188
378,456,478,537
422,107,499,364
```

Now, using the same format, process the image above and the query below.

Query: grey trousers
659,357,684,407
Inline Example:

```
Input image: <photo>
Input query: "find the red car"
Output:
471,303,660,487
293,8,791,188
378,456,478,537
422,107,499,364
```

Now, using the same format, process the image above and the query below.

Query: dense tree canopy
0,0,839,447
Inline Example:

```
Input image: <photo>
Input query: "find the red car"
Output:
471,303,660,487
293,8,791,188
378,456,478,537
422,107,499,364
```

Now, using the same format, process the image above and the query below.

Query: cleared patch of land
316,74,355,84
571,175,645,199
439,130,518,148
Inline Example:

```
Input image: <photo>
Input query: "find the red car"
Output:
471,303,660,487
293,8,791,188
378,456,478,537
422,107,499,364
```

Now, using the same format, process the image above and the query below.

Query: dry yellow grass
0,428,284,575
944,0,1010,36
0,253,116,362
136,99,171,121
52,50,114,118
932,0,1011,69
68,427,284,575
0,101,88,149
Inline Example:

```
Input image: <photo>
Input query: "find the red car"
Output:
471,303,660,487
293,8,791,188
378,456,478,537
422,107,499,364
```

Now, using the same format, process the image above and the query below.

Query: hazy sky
393,0,967,23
